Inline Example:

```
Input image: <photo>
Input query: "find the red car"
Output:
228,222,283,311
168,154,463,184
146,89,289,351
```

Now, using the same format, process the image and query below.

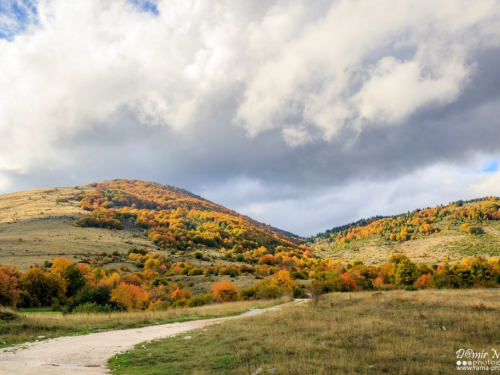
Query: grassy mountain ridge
2,179,500,270
312,196,500,264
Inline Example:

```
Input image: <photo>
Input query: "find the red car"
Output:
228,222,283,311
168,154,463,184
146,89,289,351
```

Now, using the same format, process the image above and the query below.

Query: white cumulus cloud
0,0,500,195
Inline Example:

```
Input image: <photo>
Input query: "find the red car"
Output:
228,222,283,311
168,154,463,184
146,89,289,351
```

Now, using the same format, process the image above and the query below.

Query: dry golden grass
110,289,500,375
0,186,155,271
0,185,260,272
316,221,500,265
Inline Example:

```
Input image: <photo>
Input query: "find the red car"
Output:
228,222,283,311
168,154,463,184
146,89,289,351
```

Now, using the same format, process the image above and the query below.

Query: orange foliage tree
112,283,148,310
171,288,185,302
339,273,357,292
0,266,21,307
212,281,238,302
414,273,433,289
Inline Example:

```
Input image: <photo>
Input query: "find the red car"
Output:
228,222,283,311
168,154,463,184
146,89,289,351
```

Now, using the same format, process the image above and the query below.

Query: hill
310,197,500,264
0,179,303,272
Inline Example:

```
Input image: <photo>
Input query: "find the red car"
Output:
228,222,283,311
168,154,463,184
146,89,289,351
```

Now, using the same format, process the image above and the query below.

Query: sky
1,0,500,236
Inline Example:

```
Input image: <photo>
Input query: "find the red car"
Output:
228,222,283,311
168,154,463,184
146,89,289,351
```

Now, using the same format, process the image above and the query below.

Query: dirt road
0,301,303,374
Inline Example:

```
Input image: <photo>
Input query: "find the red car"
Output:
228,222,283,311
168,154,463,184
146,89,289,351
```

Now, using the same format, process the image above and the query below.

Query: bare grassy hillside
312,199,500,265
0,186,153,271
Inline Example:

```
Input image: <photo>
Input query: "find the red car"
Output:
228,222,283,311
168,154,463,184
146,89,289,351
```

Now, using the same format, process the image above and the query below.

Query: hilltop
311,197,500,264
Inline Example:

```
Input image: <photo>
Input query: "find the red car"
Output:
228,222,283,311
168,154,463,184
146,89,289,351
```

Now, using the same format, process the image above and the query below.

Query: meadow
109,289,500,375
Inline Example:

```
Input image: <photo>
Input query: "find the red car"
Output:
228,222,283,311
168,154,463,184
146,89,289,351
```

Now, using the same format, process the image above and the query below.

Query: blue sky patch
482,161,499,173
129,0,159,16
0,0,38,40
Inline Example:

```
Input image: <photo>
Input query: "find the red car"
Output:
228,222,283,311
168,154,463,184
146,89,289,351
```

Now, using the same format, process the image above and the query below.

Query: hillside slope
0,179,303,271
311,197,500,264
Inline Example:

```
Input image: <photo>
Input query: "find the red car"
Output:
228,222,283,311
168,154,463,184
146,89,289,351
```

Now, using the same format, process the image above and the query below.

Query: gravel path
0,301,303,374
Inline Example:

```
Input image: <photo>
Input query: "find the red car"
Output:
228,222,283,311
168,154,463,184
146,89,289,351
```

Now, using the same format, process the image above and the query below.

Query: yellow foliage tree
51,257,73,276
144,258,160,270
102,272,120,288
91,268,106,282
269,270,295,290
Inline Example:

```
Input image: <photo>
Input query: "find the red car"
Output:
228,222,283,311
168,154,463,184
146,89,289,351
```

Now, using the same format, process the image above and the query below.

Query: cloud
236,1,500,142
1,0,500,235
208,162,500,236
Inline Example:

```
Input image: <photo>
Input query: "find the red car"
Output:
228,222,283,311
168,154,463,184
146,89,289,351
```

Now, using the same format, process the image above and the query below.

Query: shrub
414,273,433,289
292,285,303,298
73,302,118,313
68,286,124,312
239,264,255,274
405,285,418,291
212,281,238,302
188,293,213,307
188,268,204,276
256,284,283,300
128,248,148,256
239,286,259,300
172,298,188,308
291,271,308,280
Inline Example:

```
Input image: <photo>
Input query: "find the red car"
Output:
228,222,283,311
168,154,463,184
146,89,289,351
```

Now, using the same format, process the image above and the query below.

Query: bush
239,286,259,300
291,271,308,280
72,302,119,313
212,281,238,302
188,293,213,307
172,298,188,308
68,286,124,313
405,285,418,291
74,216,124,230
239,264,255,274
188,268,204,276
256,284,283,300
292,285,303,298
151,278,169,287
128,248,148,256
